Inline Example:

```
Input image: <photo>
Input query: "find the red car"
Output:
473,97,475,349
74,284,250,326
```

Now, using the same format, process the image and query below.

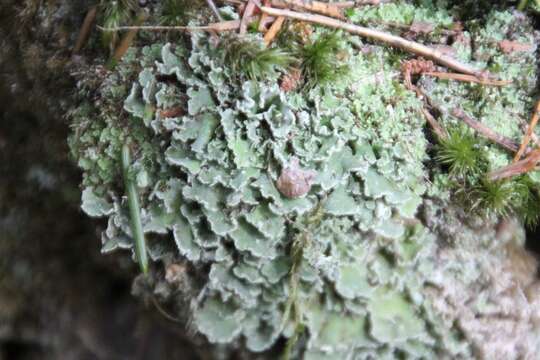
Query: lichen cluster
70,2,540,359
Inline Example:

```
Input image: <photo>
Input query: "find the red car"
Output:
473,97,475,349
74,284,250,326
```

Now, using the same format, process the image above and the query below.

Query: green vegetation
222,36,295,80
300,32,349,87
435,128,485,178
99,0,137,51
121,144,149,274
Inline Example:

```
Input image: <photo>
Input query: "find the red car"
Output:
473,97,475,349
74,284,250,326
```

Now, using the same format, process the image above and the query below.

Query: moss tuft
222,36,295,80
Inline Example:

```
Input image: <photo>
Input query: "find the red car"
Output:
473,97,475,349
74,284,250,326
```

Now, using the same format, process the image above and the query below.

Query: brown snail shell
276,157,316,199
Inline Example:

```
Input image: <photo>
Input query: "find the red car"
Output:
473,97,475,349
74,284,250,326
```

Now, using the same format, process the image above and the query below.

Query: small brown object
280,68,302,92
401,58,435,89
158,107,184,118
498,40,534,54
165,263,187,285
276,157,316,198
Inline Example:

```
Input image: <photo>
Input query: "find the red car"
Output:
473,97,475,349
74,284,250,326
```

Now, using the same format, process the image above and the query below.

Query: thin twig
421,107,448,139
73,5,97,54
259,0,272,31
206,0,224,21
488,148,540,181
423,72,511,86
451,108,520,153
401,61,447,139
240,0,257,34
513,99,540,162
259,6,486,77
264,16,285,45
334,0,393,7
98,19,245,32
272,0,344,18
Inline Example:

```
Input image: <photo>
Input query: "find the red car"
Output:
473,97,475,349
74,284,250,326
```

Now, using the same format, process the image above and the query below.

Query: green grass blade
121,144,149,274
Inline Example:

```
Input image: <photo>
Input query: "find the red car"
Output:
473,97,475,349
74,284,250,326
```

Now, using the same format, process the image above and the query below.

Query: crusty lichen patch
70,2,540,358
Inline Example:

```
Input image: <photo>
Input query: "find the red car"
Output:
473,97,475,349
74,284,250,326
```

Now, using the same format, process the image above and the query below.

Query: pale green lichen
69,2,540,359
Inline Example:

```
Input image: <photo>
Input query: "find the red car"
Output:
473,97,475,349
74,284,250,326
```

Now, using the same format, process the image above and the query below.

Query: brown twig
271,0,344,18
73,5,97,54
333,0,392,7
98,19,247,32
451,108,520,153
206,0,224,20
513,99,540,162
421,107,448,139
259,6,486,77
423,72,511,86
258,0,272,31
240,0,257,34
264,16,286,45
488,148,540,181
400,59,447,139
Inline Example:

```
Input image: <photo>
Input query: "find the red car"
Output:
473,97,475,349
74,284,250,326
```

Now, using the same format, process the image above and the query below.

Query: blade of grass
121,144,149,274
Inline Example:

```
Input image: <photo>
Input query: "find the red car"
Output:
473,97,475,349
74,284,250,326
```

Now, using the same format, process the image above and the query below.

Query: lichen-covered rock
69,2,540,359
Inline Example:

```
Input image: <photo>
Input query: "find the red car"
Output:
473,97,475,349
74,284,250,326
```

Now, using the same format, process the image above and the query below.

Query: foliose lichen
70,2,540,359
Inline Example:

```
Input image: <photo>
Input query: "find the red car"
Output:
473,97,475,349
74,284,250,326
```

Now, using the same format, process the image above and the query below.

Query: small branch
272,0,344,18
240,0,257,34
334,0,392,7
259,0,272,31
513,99,540,162
488,148,540,181
421,107,448,139
259,6,485,77
206,0,224,21
423,72,511,87
401,61,447,139
451,108,520,153
98,19,245,32
73,5,97,54
264,16,285,45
